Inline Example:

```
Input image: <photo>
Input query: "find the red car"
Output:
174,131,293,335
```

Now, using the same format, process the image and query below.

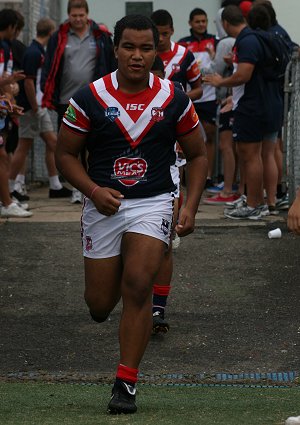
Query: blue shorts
195,101,217,125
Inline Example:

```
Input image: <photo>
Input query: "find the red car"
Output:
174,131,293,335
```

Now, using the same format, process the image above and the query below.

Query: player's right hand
91,186,124,216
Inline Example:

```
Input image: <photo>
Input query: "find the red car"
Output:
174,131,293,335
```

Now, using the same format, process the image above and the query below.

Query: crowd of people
1,0,300,415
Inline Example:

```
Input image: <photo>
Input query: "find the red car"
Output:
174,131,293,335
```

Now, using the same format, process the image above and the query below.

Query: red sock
116,364,138,384
153,284,171,297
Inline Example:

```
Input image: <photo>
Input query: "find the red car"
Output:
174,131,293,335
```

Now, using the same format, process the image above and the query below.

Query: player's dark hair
247,4,271,30
151,9,173,29
67,0,89,14
151,55,165,74
114,14,159,47
0,9,19,31
189,8,207,21
222,5,245,26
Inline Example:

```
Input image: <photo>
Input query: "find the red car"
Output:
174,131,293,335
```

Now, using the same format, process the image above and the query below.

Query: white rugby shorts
81,193,174,259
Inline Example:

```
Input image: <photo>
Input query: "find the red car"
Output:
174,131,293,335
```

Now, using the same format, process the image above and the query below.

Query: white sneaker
71,189,82,204
0,202,32,218
10,197,29,210
172,233,181,250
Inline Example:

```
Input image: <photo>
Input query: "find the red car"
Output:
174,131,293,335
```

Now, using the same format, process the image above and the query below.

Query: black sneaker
107,380,137,414
49,187,72,198
10,190,30,202
152,311,170,334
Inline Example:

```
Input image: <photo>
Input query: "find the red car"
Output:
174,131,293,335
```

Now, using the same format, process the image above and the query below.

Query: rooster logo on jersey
151,107,164,122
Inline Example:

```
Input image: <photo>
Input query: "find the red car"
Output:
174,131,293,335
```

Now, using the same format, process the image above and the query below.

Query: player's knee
89,310,109,323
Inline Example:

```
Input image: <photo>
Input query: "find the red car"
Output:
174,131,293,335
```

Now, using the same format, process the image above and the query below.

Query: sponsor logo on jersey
151,107,164,122
65,105,76,122
161,218,170,236
85,236,93,251
125,103,145,111
105,106,120,122
113,157,147,186
172,63,181,72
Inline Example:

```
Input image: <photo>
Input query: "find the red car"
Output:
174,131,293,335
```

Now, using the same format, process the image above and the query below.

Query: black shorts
232,112,265,143
195,101,217,125
219,111,234,133
5,119,19,154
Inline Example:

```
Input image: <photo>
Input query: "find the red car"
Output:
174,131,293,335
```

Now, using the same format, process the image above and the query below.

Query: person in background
203,5,270,220
9,18,72,201
0,8,31,218
41,0,116,204
178,8,217,189
202,7,239,205
150,9,203,332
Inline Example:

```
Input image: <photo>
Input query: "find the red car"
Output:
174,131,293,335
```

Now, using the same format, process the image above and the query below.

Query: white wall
60,0,300,44
60,0,221,41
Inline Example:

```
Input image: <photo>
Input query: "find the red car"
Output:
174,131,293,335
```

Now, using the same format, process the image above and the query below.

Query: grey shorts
19,107,54,138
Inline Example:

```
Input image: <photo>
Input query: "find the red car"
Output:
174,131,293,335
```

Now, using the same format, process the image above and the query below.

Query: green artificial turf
1,382,300,425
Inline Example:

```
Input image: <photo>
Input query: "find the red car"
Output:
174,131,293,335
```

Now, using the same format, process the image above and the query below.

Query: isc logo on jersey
126,104,145,111
113,157,147,186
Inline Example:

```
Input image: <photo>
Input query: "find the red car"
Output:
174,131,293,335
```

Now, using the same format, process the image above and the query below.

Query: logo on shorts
105,107,120,122
85,236,93,252
161,218,170,236
151,107,164,122
65,105,76,122
113,157,147,186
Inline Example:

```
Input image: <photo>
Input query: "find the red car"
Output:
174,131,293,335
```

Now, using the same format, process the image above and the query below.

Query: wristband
89,185,100,200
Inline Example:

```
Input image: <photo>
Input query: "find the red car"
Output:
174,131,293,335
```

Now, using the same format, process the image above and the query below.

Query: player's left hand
175,207,195,237
288,196,300,235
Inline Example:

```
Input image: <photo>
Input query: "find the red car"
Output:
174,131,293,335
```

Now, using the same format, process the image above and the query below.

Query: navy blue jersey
63,71,199,198
17,40,45,111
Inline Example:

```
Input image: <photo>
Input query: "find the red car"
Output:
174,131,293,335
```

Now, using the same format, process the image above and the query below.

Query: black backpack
239,29,292,82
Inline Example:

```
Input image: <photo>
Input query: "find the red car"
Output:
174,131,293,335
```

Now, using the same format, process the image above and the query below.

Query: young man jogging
55,14,207,414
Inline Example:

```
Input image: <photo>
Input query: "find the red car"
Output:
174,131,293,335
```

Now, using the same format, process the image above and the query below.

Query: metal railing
283,47,300,204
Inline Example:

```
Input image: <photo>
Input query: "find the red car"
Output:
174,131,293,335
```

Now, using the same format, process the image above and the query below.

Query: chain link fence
283,47,300,205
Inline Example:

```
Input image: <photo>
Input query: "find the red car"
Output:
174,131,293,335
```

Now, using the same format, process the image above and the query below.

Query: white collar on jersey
111,70,154,90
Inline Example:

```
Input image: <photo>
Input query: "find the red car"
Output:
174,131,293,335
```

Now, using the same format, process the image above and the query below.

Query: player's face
156,25,174,52
115,28,156,88
189,14,208,36
68,7,89,32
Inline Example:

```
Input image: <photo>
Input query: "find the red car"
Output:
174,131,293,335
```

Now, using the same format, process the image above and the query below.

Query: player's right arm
55,102,123,216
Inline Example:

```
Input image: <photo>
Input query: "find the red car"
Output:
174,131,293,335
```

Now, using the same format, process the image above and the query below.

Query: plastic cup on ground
285,416,300,425
268,228,282,239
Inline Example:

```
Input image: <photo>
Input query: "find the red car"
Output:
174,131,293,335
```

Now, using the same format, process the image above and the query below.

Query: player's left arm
176,125,207,237
288,189,300,235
